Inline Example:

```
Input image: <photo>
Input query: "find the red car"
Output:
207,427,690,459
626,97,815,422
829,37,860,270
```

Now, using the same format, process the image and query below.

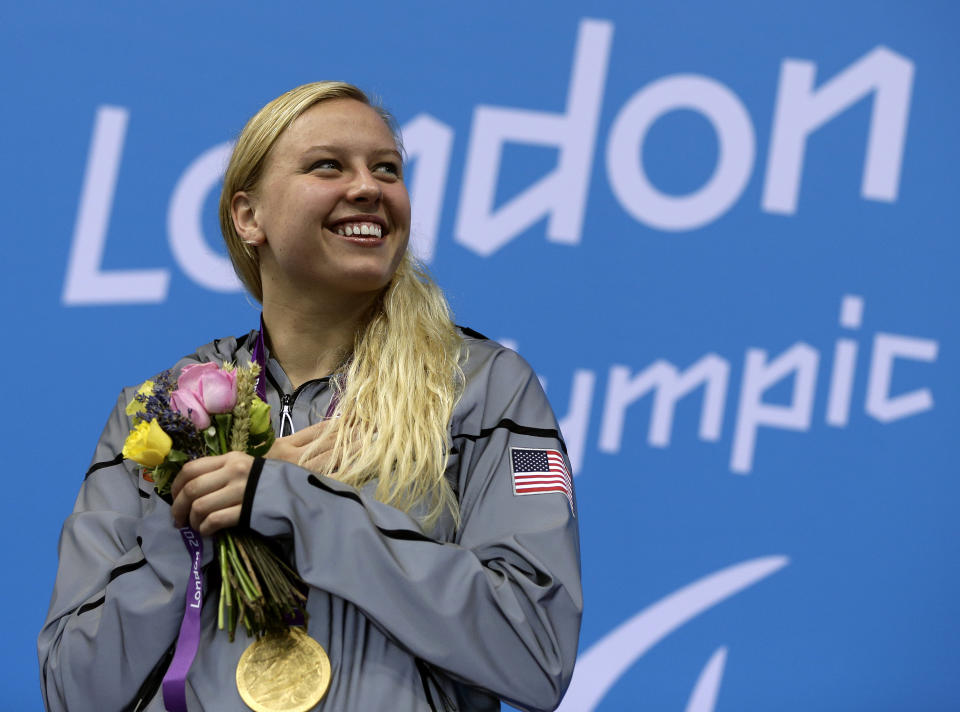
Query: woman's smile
326,214,387,240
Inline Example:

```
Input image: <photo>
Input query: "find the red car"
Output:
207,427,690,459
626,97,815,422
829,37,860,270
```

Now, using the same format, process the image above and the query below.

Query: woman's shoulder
171,331,260,371
450,325,563,458
116,331,259,403
455,325,547,415
456,325,535,379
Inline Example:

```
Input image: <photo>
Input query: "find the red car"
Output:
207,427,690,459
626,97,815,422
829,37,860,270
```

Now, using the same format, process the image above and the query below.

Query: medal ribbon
161,526,204,712
251,314,268,403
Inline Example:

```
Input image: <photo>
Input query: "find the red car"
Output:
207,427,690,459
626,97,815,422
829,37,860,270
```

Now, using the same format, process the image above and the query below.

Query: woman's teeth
334,222,382,238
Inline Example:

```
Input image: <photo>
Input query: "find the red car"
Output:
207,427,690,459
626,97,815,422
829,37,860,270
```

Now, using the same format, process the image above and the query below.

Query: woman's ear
232,191,266,246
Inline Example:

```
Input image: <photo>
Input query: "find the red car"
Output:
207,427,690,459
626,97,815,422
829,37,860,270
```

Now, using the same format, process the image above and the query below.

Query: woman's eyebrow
371,148,403,161
303,145,401,160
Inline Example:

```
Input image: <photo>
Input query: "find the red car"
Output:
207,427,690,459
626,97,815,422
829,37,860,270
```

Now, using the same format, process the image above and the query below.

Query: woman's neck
261,292,376,390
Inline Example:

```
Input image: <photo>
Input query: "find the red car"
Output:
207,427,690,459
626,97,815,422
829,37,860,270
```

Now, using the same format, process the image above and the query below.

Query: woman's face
243,98,411,303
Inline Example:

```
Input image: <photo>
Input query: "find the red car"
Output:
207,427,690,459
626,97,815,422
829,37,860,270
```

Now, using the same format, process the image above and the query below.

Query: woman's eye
374,162,401,178
310,159,340,171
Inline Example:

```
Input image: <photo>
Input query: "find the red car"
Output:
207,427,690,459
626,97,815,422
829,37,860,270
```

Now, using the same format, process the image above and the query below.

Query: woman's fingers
287,420,331,446
266,438,298,465
301,425,365,475
296,425,340,471
267,420,334,464
198,504,242,536
171,453,229,499
171,469,228,526
190,491,244,534
265,419,366,475
170,452,253,533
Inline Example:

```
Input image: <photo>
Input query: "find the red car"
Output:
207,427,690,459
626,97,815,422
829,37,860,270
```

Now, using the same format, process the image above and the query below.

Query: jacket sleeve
38,391,198,712
243,347,583,712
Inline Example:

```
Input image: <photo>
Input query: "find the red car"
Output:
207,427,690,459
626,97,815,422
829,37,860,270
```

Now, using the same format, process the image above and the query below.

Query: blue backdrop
6,2,957,709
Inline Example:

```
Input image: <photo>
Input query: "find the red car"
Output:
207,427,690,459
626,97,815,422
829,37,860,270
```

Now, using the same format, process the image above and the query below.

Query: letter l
63,106,169,305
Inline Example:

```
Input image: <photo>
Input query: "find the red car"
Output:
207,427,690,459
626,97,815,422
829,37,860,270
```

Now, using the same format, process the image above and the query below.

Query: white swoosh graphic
685,646,728,712
558,555,788,711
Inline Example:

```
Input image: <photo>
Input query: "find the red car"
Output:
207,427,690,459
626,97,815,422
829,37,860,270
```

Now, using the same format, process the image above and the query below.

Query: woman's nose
346,169,381,204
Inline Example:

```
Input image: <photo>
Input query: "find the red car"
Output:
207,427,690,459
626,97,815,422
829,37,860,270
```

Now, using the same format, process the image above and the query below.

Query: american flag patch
510,447,574,514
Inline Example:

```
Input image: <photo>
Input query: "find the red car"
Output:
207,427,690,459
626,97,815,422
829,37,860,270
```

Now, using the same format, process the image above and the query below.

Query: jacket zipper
268,370,330,437
279,393,295,437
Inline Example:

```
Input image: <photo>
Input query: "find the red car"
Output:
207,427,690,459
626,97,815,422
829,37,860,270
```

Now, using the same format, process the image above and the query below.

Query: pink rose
170,389,210,429
170,362,237,429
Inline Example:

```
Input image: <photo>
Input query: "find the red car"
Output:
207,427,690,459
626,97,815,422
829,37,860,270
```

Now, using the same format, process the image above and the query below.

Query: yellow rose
125,380,156,419
122,418,172,467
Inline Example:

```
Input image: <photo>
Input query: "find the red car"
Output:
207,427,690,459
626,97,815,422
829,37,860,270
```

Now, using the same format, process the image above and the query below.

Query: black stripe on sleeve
239,457,266,530
77,596,105,616
77,557,147,616
452,418,568,454
305,475,440,545
108,558,146,582
85,453,124,479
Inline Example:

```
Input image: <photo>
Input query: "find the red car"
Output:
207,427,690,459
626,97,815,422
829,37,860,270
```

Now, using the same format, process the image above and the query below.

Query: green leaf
152,461,183,495
204,428,219,455
167,449,190,464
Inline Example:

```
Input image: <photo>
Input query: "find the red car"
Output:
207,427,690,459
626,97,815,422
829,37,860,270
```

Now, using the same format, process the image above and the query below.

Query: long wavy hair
219,82,463,529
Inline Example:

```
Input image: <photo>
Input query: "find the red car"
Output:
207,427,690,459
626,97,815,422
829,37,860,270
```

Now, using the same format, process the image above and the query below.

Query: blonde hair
219,81,462,529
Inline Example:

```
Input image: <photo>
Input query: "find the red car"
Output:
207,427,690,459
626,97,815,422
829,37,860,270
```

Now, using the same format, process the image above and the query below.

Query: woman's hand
170,451,253,535
267,420,340,472
170,421,347,534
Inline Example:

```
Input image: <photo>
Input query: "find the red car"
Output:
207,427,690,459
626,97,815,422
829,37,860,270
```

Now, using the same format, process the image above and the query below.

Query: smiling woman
232,97,411,304
39,81,582,712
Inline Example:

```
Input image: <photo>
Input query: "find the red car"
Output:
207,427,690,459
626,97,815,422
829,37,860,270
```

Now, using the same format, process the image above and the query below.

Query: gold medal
236,628,331,712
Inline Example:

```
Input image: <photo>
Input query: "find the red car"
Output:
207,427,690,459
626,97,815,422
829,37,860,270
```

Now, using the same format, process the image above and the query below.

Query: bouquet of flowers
121,362,307,641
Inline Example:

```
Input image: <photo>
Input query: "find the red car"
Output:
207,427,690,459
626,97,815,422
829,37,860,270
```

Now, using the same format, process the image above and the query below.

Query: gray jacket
39,329,582,711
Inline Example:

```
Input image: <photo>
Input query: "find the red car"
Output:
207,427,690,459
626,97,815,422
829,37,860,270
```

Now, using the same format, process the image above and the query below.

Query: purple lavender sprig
135,370,203,459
